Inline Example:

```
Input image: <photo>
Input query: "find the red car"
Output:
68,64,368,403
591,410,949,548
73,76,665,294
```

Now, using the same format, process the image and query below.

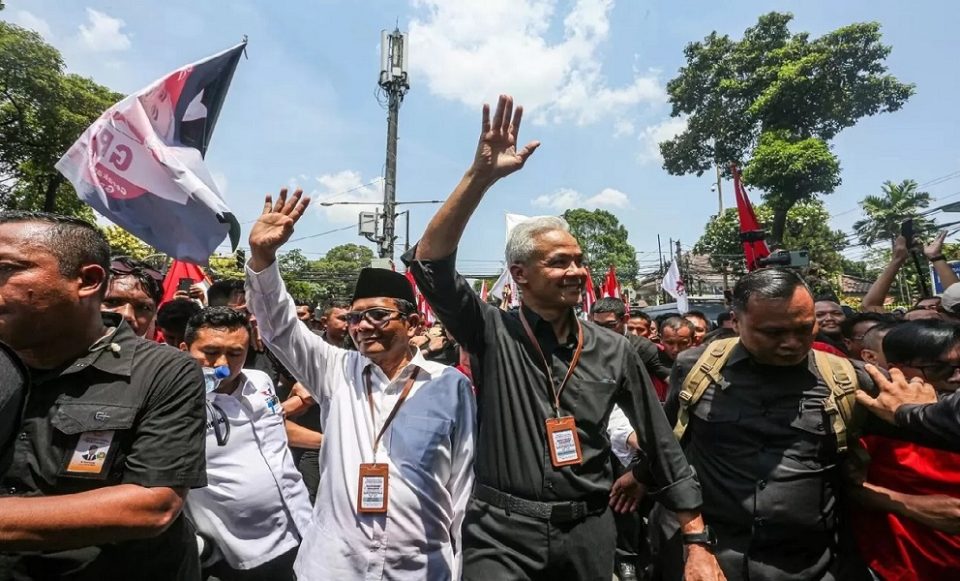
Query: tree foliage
276,244,375,304
661,12,913,243
562,208,639,285
693,200,847,281
101,225,156,260
0,22,121,218
853,179,934,248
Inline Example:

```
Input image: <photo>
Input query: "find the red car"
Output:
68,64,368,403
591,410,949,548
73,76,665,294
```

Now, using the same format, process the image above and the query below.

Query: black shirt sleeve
893,394,960,451
122,346,207,488
629,335,671,380
615,346,702,512
401,245,494,356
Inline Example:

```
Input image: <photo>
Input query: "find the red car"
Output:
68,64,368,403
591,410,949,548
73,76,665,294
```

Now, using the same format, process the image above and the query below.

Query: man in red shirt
849,320,960,581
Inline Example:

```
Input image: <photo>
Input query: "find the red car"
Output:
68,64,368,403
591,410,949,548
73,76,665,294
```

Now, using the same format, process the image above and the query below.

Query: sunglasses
345,307,406,327
109,257,164,284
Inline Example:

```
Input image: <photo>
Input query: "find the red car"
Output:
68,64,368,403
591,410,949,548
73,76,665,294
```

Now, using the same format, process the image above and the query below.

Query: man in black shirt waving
403,95,721,581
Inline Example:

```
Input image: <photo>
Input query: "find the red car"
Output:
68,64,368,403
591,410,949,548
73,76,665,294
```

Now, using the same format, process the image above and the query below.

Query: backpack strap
673,338,739,441
812,349,861,453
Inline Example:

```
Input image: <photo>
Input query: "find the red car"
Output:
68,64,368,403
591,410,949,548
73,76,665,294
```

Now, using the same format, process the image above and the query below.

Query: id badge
357,463,389,514
64,430,115,477
546,416,583,467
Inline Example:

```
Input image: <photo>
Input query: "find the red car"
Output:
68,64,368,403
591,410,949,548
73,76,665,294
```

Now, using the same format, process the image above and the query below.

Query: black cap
352,268,416,304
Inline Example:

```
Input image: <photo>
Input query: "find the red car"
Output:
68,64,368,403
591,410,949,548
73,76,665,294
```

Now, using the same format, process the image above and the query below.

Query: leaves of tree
562,208,639,285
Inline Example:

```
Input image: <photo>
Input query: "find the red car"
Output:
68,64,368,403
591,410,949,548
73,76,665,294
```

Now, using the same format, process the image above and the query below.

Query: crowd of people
0,95,958,581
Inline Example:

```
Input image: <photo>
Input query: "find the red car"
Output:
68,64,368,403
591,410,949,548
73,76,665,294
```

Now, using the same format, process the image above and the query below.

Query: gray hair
505,216,571,265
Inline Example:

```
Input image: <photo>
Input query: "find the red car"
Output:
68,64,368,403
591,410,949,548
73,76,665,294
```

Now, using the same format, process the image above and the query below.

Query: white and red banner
581,267,597,319
56,43,246,265
662,260,689,314
404,271,437,326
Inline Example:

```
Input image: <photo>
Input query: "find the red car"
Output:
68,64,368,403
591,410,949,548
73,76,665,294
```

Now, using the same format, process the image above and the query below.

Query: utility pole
378,28,410,261
676,239,684,290
713,163,730,293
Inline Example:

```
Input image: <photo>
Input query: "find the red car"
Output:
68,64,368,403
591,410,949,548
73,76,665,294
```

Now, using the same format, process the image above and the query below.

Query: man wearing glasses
244,195,476,581
179,306,312,581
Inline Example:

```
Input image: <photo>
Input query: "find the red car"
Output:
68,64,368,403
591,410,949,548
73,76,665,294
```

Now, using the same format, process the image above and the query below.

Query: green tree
660,12,913,244
101,225,157,260
693,200,847,280
562,208,639,285
853,179,933,248
0,22,121,217
311,243,375,300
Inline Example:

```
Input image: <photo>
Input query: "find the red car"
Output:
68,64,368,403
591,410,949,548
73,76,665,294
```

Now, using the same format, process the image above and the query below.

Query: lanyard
519,305,584,417
363,365,421,458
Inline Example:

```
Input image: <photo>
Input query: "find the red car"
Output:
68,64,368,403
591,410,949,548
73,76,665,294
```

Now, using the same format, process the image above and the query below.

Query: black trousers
462,497,616,581
296,449,320,505
203,546,297,581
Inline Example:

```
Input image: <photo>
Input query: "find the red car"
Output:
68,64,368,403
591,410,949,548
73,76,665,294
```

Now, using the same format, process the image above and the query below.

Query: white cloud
613,119,635,138
78,8,132,53
533,186,630,211
637,116,687,164
9,10,52,40
292,171,385,224
408,0,665,127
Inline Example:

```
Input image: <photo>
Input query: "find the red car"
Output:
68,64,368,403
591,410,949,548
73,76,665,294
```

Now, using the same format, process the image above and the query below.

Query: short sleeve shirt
0,313,207,581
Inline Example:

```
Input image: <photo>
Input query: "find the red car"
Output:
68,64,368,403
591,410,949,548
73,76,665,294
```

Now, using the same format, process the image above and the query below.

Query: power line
288,224,356,243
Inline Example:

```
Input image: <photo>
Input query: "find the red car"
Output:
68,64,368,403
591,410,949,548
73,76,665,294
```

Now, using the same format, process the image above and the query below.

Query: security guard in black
0,313,207,580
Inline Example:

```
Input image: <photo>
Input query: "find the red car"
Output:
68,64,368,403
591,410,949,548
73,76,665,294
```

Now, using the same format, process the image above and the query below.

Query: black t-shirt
0,341,27,476
0,314,206,581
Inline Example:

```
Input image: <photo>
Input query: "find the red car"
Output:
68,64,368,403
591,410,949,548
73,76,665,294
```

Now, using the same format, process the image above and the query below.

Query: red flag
161,260,210,305
582,267,597,319
479,279,489,302
601,265,620,299
404,271,436,326
732,164,771,271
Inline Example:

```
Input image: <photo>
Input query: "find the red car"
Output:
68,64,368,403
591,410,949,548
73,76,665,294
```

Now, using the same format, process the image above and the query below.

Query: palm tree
853,180,933,248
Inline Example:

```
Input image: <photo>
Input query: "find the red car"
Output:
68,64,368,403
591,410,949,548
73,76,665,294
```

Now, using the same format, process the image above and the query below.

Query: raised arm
415,94,540,260
245,189,346,401
403,95,539,353
861,236,909,312
922,230,960,290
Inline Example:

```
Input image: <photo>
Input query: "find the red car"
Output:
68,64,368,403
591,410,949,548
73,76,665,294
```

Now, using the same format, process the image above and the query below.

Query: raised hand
249,188,310,270
892,235,910,263
923,230,948,260
471,95,541,182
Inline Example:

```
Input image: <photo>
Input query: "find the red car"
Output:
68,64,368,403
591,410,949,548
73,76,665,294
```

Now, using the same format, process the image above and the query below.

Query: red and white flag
479,279,489,302
601,265,620,299
582,267,597,319
661,260,689,314
56,42,246,265
404,271,436,326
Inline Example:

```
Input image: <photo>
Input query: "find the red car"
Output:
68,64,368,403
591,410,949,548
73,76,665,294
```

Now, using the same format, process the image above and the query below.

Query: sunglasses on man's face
345,307,406,327
109,258,164,284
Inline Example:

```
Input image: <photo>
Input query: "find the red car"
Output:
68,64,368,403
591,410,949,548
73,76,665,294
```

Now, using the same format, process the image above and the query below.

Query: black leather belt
474,484,607,524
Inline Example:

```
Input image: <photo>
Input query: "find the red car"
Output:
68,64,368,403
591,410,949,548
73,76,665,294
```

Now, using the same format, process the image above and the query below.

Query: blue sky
5,0,960,277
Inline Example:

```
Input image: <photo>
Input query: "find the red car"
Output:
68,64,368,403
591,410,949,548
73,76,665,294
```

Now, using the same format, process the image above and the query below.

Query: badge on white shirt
358,463,389,513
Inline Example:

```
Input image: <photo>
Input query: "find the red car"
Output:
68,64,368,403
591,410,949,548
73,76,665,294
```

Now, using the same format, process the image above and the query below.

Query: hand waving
923,230,948,260
249,188,311,270
472,95,541,182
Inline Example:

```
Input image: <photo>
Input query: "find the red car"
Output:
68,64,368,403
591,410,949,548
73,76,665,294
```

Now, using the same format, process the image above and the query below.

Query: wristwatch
682,525,717,549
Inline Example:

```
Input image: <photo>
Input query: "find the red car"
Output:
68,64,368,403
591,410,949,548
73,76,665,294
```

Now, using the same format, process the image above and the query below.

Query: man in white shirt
180,306,313,581
244,189,477,581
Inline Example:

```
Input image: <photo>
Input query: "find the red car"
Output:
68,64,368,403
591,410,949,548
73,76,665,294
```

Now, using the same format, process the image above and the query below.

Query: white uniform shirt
607,404,636,468
246,262,476,581
184,369,313,570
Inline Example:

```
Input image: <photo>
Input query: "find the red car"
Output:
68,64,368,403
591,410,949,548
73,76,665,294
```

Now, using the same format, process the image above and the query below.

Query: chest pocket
389,415,451,471
51,402,137,480
786,399,835,468
689,388,741,450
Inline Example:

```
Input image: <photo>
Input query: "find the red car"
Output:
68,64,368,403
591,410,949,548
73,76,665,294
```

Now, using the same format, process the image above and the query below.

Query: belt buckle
550,502,583,523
